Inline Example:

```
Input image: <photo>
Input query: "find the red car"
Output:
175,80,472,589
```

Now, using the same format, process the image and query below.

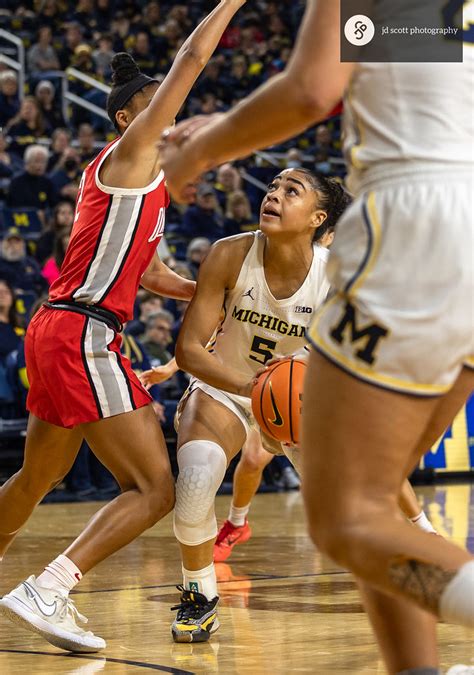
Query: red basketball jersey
49,139,169,323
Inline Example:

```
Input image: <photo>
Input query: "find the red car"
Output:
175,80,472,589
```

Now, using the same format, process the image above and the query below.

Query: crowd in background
0,0,345,498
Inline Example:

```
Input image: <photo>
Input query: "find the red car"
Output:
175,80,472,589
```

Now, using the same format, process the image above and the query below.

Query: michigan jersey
344,3,474,194
210,231,329,385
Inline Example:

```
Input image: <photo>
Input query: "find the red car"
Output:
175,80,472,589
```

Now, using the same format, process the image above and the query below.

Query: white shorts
176,377,301,471
308,169,474,396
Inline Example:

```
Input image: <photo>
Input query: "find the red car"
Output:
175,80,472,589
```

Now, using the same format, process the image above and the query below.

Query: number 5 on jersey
249,335,277,364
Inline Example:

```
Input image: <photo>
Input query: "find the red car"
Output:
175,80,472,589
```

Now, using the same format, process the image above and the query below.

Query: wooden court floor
0,484,473,674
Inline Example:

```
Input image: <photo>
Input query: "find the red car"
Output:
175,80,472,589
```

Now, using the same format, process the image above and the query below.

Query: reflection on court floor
0,484,472,674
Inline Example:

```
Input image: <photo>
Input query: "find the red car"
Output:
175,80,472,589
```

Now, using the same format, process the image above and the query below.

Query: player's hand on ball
254,357,285,379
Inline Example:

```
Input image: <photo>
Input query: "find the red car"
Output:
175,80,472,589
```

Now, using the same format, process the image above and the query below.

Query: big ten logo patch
148,207,165,243
330,299,388,365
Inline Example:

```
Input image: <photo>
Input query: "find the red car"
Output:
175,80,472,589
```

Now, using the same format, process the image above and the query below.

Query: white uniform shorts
176,377,301,472
308,168,474,396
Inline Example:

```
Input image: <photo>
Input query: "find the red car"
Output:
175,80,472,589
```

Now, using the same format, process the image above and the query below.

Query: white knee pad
173,440,227,546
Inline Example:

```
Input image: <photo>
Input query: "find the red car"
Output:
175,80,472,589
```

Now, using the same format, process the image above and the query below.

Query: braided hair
293,168,351,240
106,53,158,131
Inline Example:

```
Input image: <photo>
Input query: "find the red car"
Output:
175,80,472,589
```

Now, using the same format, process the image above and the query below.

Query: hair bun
111,53,141,86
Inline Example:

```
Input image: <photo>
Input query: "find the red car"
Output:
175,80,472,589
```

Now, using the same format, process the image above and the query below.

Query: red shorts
26,306,152,428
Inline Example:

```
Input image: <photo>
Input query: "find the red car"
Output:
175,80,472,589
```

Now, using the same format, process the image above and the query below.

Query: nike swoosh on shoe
23,582,58,617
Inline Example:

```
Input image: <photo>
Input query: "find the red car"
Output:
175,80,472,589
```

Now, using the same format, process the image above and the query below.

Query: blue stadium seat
4,208,43,239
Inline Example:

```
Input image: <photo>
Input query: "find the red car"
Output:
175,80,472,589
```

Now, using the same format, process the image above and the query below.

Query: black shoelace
171,585,211,621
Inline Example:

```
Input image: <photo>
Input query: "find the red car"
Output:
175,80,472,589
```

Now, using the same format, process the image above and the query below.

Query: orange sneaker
213,519,252,562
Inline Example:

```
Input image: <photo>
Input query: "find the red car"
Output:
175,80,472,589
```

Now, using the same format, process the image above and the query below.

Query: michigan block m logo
330,300,388,365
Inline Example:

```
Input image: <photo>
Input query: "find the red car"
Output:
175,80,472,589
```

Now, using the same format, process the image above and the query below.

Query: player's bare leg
302,352,474,671
399,479,437,534
0,404,174,652
172,389,246,642
233,430,272,508
64,404,174,571
214,429,272,562
0,415,83,559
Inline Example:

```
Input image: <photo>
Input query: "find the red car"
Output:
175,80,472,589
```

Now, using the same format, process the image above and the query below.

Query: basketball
251,357,307,445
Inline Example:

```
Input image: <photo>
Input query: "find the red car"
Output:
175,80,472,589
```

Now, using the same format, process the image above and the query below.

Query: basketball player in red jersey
0,0,248,653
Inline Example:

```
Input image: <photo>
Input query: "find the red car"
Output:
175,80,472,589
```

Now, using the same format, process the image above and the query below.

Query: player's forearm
187,73,331,173
178,0,245,70
176,342,250,396
142,271,195,300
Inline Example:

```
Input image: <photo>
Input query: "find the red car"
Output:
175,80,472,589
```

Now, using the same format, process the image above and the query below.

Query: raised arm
175,237,253,396
119,0,246,155
161,0,355,196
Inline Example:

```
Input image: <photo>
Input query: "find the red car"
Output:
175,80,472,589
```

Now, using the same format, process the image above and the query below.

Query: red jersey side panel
49,139,169,323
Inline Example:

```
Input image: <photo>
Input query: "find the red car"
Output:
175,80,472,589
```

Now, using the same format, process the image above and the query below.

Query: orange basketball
251,357,306,445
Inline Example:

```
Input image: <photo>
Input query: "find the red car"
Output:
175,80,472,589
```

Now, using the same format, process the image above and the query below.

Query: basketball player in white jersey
167,168,350,642
160,1,474,671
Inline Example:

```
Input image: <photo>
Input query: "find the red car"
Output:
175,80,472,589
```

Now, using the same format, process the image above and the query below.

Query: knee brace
173,440,227,546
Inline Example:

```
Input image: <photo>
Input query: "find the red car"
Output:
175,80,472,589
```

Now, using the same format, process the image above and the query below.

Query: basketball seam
288,357,295,445
259,366,277,439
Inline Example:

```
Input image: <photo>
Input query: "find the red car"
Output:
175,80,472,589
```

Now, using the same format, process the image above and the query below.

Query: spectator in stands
214,162,242,210
285,147,304,169
312,124,341,175
77,123,97,169
71,44,96,80
58,21,85,70
5,97,49,158
0,228,47,296
221,55,252,104
34,80,66,131
194,58,223,100
37,0,63,33
49,147,81,202
41,227,70,286
197,92,221,115
35,201,75,264
27,26,60,73
142,309,175,367
186,237,211,279
126,291,165,337
182,184,224,242
6,145,56,218
0,70,20,127
131,31,157,77
139,2,163,40
0,279,23,363
224,190,257,236
0,130,22,179
92,34,115,78
46,128,72,172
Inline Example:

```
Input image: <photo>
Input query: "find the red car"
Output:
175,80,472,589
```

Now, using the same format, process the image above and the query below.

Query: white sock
37,554,83,595
228,502,249,527
439,560,474,628
183,562,218,601
410,511,437,534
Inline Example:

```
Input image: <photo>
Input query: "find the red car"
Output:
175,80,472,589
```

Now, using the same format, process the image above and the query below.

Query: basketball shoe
213,519,252,562
171,585,219,643
0,575,106,652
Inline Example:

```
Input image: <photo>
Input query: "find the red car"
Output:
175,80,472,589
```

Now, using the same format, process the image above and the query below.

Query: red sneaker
213,519,252,562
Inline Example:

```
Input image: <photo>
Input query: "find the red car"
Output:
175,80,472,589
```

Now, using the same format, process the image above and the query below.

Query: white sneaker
446,667,474,675
0,575,106,652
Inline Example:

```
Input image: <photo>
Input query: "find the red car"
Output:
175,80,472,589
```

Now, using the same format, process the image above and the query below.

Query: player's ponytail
295,169,351,239
106,52,158,131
